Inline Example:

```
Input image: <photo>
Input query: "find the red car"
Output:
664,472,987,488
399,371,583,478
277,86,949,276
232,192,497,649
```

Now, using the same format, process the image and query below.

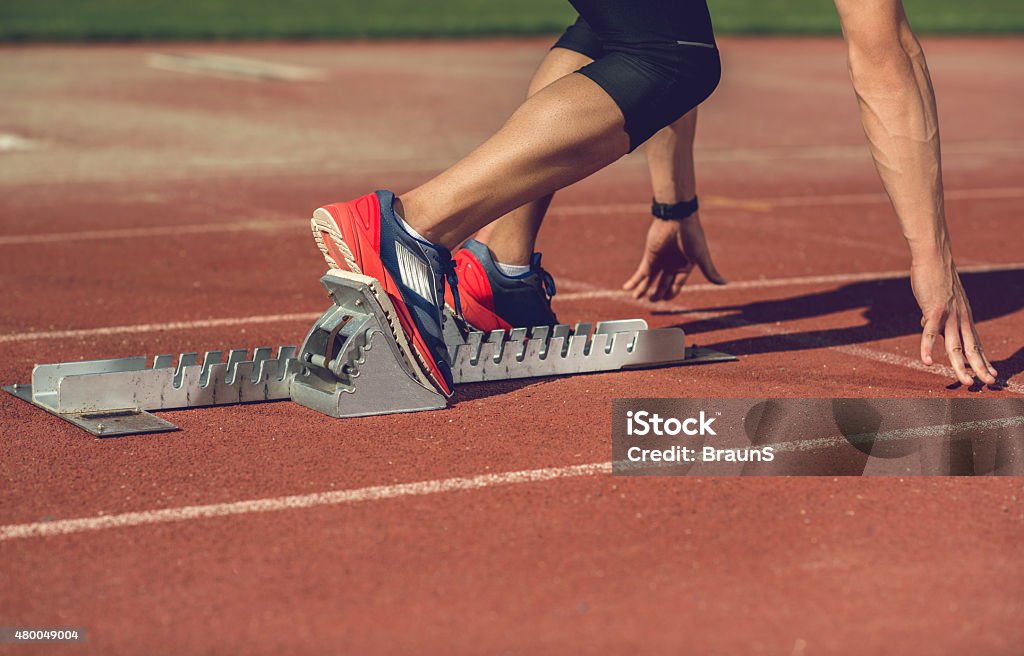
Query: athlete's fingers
630,275,651,300
959,321,998,384
647,269,667,301
944,313,975,386
920,313,942,366
685,238,727,285
668,269,693,300
679,219,727,285
630,266,656,300
649,273,670,302
696,256,727,286
959,300,999,379
623,262,649,293
652,268,679,302
642,270,665,301
980,338,998,378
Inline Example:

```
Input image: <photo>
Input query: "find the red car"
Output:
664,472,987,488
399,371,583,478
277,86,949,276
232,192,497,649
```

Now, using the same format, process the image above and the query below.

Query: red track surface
1,38,1022,654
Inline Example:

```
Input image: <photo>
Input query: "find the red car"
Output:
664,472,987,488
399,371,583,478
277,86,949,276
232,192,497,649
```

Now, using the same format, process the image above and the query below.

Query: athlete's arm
624,109,727,301
833,0,997,385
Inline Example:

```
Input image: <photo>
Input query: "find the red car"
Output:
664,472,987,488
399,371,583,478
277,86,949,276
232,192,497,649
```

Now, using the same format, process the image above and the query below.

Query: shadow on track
660,268,1024,386
450,378,551,405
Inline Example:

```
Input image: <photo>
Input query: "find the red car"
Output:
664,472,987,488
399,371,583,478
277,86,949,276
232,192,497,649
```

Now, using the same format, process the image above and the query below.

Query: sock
495,261,531,277
393,209,431,245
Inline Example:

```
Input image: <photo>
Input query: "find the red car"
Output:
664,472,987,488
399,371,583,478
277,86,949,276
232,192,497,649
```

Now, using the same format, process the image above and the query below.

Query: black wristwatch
651,196,699,221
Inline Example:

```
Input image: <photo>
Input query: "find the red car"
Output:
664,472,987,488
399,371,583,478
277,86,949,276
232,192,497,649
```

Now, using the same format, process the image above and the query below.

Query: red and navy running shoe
444,239,558,332
310,190,459,396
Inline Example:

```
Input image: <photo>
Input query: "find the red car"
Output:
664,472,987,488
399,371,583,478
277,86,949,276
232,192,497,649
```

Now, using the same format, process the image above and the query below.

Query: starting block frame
4,347,299,437
4,270,735,436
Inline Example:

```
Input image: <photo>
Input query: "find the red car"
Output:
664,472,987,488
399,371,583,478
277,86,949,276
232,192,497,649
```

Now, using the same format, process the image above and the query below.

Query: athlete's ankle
494,261,531,278
393,195,463,251
476,238,533,270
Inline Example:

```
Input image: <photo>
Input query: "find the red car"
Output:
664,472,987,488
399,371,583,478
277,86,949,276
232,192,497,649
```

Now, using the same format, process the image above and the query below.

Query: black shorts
553,16,606,61
550,2,720,150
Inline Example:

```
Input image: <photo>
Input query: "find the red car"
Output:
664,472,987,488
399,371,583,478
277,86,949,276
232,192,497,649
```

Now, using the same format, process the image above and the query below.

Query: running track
1,38,1022,654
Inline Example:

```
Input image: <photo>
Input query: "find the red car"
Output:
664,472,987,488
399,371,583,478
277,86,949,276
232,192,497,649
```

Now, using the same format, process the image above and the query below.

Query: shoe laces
442,257,463,317
531,253,556,300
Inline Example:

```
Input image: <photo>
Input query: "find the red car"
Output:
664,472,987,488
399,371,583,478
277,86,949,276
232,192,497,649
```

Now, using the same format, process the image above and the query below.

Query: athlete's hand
911,256,997,385
623,214,726,302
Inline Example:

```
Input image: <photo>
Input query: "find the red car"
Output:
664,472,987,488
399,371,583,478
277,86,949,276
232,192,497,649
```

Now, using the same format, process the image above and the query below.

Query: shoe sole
311,208,449,396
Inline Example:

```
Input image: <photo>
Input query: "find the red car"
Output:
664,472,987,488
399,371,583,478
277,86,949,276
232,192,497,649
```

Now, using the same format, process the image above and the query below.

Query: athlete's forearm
646,109,698,204
836,1,952,263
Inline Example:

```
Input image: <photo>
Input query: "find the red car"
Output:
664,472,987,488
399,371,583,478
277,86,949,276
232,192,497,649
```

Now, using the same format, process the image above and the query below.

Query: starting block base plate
678,345,737,367
4,384,179,437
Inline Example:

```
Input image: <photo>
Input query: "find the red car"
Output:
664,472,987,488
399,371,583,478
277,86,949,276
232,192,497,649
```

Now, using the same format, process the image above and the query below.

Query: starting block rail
4,270,735,436
446,319,732,383
5,347,298,437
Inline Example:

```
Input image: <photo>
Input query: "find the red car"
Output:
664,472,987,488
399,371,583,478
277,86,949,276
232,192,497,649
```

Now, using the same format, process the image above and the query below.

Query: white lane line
146,53,325,82
1,140,1018,187
0,313,322,345
559,276,1024,395
0,133,42,152
746,186,1024,208
768,416,1024,453
2,187,1020,248
708,312,1024,395
0,219,294,246
808,342,1023,395
695,140,1024,164
695,310,1024,395
2,416,1020,542
557,261,1023,298
546,187,1024,217
0,462,612,541
0,200,854,260
1,262,1019,351
550,189,1017,263
617,417,1024,467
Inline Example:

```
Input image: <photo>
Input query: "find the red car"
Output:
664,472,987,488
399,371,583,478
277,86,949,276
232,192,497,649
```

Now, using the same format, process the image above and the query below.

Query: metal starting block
4,347,299,437
288,271,450,418
4,270,734,436
443,315,734,383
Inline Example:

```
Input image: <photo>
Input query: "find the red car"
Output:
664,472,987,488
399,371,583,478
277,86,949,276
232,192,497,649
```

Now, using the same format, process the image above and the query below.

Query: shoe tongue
413,240,459,312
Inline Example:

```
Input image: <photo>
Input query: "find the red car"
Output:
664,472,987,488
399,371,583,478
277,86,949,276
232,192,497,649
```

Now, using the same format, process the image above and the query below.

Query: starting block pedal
4,270,735,436
289,270,448,418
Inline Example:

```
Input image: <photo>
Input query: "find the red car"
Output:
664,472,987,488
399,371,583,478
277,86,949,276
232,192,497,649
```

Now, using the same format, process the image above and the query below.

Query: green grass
1,0,1021,42
710,0,1024,35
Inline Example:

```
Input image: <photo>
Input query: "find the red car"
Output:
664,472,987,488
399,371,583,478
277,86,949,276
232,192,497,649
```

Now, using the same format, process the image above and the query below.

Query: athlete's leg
399,73,625,250
312,0,721,393
473,46,595,267
399,0,722,250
